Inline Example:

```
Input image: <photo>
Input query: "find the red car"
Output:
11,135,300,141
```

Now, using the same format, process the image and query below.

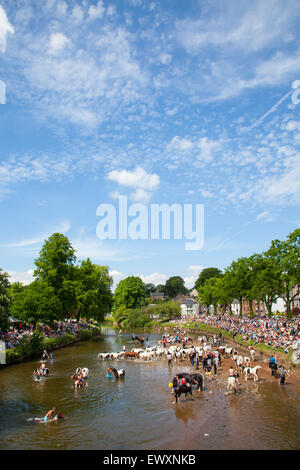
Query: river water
0,328,300,450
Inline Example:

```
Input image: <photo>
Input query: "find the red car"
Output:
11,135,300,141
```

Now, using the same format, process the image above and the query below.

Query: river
0,327,300,450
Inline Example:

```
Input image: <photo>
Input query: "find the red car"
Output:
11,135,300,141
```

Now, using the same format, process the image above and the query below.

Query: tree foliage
114,276,146,309
194,268,223,290
164,276,187,298
0,269,11,330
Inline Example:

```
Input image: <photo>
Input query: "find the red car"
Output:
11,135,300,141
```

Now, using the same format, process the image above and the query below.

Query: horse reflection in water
175,402,201,428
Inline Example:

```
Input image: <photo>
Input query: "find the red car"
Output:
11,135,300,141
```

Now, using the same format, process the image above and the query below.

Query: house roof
181,298,198,305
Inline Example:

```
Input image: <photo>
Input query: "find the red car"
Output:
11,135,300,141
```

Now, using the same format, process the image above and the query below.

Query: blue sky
0,0,300,289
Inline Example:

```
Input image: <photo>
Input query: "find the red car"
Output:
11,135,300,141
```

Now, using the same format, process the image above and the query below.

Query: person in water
29,412,65,423
42,350,49,360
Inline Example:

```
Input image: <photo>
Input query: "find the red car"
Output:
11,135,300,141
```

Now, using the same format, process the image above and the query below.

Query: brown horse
124,351,139,359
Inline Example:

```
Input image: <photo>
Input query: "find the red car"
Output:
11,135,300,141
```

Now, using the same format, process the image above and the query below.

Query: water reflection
1,328,300,450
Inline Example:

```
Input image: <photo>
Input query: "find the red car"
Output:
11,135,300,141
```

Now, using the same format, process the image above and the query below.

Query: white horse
236,356,244,370
250,349,256,361
227,377,239,394
244,365,262,381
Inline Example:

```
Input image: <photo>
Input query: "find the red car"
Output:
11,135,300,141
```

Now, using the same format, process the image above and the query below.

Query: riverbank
1,325,101,367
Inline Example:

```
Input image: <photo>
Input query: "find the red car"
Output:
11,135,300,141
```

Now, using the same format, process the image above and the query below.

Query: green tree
112,305,130,325
114,276,146,309
76,259,113,322
224,258,254,316
11,280,62,326
0,268,11,330
164,276,188,298
151,300,181,321
144,283,156,296
197,277,220,314
9,282,24,300
34,233,77,317
250,253,282,316
194,267,223,291
266,230,300,317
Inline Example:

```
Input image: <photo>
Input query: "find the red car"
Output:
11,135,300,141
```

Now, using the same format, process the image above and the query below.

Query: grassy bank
3,325,101,366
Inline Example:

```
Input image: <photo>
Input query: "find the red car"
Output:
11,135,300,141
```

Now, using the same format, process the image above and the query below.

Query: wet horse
107,366,125,378
177,372,204,391
173,384,193,404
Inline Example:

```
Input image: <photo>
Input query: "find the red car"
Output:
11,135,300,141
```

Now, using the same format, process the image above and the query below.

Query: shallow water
0,328,300,450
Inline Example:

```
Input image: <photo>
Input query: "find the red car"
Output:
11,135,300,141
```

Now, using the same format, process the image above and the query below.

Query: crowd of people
189,314,300,353
0,319,95,349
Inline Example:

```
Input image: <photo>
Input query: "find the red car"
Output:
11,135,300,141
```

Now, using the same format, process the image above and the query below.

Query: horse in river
227,376,239,394
124,351,139,359
176,372,204,391
107,366,125,378
173,384,193,404
132,335,145,344
244,365,262,381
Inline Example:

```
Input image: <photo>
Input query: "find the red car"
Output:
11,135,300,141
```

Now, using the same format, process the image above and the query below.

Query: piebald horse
176,372,204,391
107,366,125,378
244,365,262,381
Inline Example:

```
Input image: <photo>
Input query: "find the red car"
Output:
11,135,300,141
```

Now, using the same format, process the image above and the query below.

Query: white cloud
183,276,196,289
7,269,34,285
285,120,300,131
188,265,205,272
48,32,71,55
168,136,194,151
140,272,167,286
176,0,299,53
0,221,71,248
0,5,14,53
197,137,220,162
107,167,160,191
71,5,84,23
130,188,152,203
88,1,105,20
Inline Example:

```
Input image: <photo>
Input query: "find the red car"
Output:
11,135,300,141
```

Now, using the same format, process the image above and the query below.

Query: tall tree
197,277,220,314
0,268,11,330
194,268,223,291
224,258,254,316
114,276,146,309
250,253,282,315
266,230,300,317
76,259,113,322
34,233,77,317
164,276,188,298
